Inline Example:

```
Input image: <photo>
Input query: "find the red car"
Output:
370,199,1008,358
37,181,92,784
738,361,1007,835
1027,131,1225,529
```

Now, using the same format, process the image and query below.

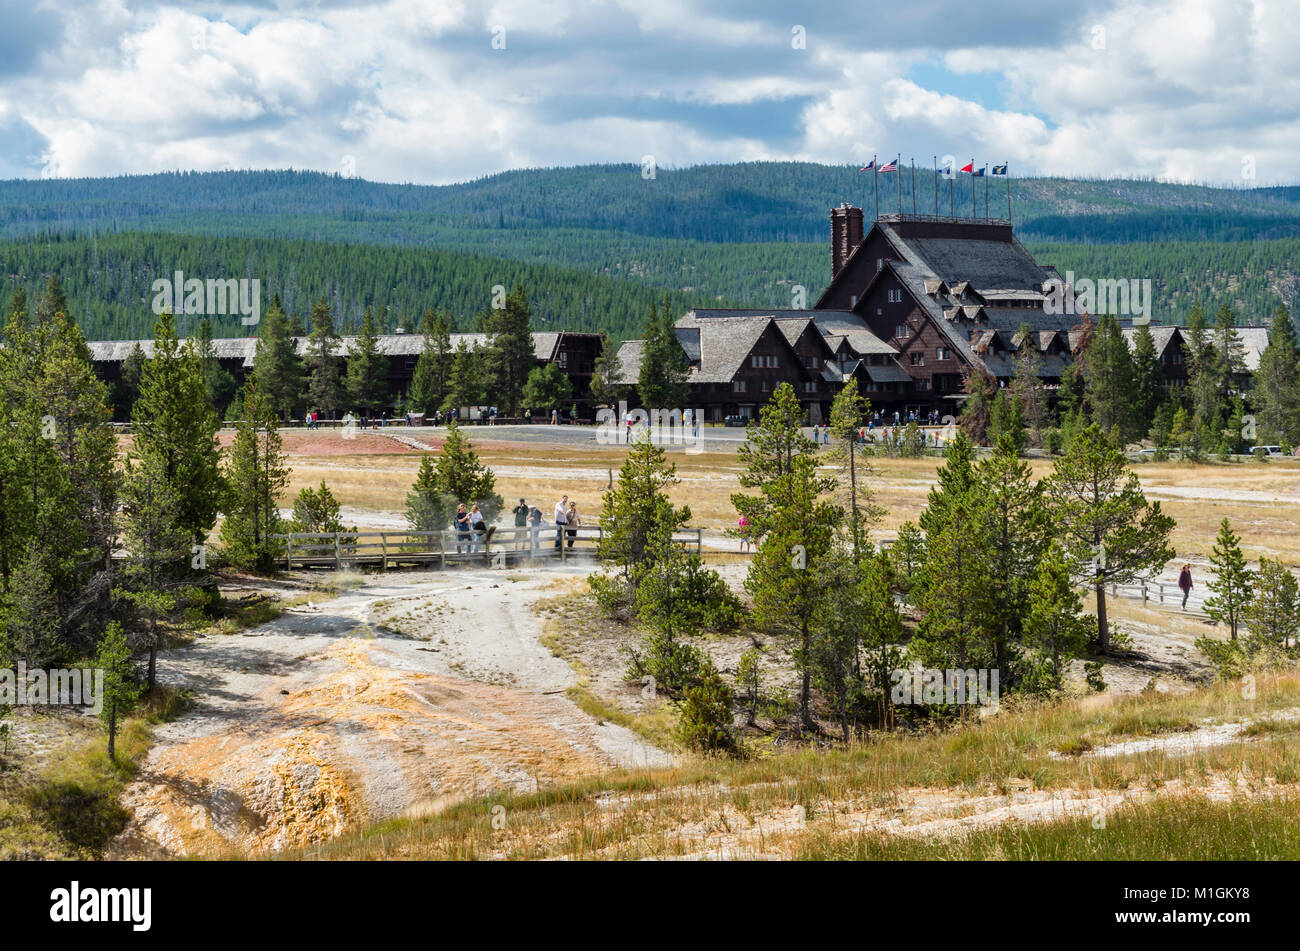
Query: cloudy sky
0,0,1294,185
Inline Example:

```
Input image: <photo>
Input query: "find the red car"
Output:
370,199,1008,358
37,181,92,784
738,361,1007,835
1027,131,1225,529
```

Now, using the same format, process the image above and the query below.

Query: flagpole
933,156,939,217
896,153,902,214
984,168,989,220
873,153,878,222
911,158,917,216
949,168,954,218
970,159,975,219
1006,162,1012,222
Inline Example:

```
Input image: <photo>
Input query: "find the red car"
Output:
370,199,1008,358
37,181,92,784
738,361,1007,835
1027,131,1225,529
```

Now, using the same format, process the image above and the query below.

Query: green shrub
676,665,740,755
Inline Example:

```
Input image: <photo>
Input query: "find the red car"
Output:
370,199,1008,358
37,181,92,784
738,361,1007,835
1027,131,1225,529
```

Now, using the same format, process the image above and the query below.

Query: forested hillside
0,232,706,340
2,164,1298,339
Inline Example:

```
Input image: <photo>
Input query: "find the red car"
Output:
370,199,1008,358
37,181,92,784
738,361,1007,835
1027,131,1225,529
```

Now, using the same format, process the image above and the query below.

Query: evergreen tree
430,422,502,520
303,297,344,420
1130,323,1166,438
589,332,632,407
408,309,453,414
1022,542,1092,692
95,621,140,762
289,481,350,535
826,378,882,561
252,297,303,420
0,551,60,667
1046,424,1176,652
132,312,225,548
1010,327,1046,446
521,362,572,412
116,445,192,689
481,285,535,415
958,367,996,444
405,456,453,533
345,307,388,414
1252,305,1300,447
737,385,837,731
218,383,288,571
195,318,238,417
637,300,690,408
988,390,1027,454
1243,558,1300,651
597,435,691,587
1084,314,1137,441
1204,518,1253,641
444,339,486,412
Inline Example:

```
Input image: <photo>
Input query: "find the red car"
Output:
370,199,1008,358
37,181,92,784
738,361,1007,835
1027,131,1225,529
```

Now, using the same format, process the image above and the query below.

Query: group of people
504,495,584,552
452,502,491,553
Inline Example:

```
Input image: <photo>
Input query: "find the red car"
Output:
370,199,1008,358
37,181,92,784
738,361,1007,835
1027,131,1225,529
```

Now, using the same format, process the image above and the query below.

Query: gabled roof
673,314,794,383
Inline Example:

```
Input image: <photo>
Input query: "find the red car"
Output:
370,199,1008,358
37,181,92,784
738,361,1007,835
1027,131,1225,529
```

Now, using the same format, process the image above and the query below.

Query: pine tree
732,383,819,536
598,435,691,587
132,312,225,548
1022,542,1092,692
1010,328,1046,446
637,300,690,408
408,309,453,414
888,520,925,602
482,285,534,415
1204,518,1253,641
826,378,882,561
1084,314,1137,441
405,456,454,532
303,297,343,420
1130,323,1166,438
1243,558,1300,651
218,383,288,571
345,307,388,414
444,339,486,412
251,296,303,420
589,332,631,407
434,422,502,520
1046,424,1176,652
988,390,1027,454
1252,305,1300,447
289,481,350,535
95,621,140,762
958,367,996,444
737,385,837,731
0,550,60,667
195,318,238,417
116,445,192,689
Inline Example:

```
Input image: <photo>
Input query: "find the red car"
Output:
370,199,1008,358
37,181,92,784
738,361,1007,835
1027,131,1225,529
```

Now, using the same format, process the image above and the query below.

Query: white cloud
0,0,1296,184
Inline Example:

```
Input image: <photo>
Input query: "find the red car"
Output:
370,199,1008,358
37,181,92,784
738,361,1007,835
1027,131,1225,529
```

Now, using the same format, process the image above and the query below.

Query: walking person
512,497,530,550
738,514,752,553
566,500,581,549
554,494,569,550
1178,564,1194,610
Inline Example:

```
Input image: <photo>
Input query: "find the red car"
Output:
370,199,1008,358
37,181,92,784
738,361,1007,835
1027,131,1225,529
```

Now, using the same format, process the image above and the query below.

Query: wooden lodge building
88,330,604,418
614,207,1267,423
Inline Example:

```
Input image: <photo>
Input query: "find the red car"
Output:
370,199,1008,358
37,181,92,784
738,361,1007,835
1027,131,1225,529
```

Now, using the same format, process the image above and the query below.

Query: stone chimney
830,204,864,281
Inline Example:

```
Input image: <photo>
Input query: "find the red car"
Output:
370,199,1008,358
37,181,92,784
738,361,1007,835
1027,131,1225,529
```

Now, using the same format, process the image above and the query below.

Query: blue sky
0,0,1294,186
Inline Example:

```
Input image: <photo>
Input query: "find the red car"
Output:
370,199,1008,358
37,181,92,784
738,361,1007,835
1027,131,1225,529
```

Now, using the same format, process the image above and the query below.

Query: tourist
513,497,529,549
566,500,581,548
528,504,543,555
1178,564,1193,609
454,503,471,554
470,504,486,553
738,514,752,553
554,494,569,549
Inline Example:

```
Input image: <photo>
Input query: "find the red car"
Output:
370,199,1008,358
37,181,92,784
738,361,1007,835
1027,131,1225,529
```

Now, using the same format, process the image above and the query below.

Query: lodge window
895,324,909,339
936,347,949,360
916,378,932,391
888,289,902,303
733,380,746,392
910,352,924,366
877,258,884,271
558,352,568,367
404,357,417,369
761,380,769,392
804,381,817,394
750,355,778,368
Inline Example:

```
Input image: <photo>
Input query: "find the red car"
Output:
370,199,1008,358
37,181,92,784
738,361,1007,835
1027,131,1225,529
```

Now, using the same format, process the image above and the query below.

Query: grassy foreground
278,670,1300,861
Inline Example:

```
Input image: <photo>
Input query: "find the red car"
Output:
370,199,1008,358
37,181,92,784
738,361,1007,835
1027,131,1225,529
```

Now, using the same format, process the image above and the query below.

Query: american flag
859,160,876,172
878,159,898,172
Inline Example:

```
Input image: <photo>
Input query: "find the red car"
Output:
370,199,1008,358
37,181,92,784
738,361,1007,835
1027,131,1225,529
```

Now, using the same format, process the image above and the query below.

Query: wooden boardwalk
272,526,703,571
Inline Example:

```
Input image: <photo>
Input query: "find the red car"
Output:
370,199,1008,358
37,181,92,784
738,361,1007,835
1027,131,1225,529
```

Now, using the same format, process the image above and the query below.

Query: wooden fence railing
271,526,703,571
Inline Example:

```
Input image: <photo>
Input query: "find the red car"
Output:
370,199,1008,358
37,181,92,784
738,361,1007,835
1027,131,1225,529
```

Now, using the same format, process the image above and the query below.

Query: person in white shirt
554,495,568,550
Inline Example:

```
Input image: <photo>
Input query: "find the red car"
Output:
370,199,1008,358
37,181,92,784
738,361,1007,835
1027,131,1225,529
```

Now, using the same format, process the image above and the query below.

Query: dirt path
109,568,669,859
